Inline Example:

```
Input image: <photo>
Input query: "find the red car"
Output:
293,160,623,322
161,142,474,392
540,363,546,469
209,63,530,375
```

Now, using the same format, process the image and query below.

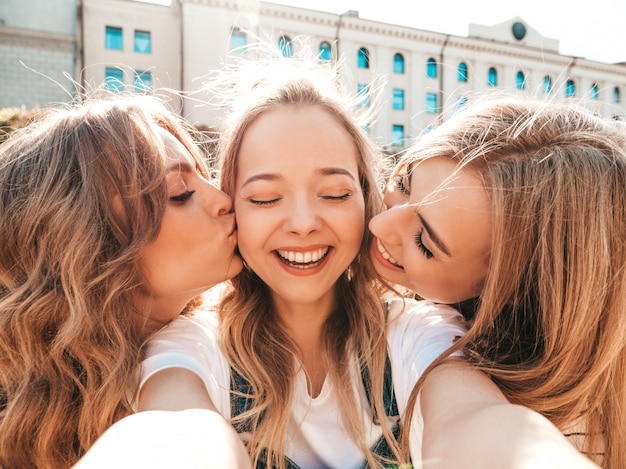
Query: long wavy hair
400,96,626,468
208,40,403,468
0,94,208,468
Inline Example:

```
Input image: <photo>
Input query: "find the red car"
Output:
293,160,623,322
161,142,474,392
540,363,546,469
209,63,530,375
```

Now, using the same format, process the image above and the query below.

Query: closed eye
321,193,351,201
414,230,434,259
170,190,195,203
249,198,281,206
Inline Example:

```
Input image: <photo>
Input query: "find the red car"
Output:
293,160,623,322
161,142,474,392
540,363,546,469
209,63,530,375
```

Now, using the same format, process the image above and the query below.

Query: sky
139,0,626,64
269,0,626,65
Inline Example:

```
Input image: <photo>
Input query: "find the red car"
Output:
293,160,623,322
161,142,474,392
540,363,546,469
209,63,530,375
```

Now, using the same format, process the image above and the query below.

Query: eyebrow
241,167,357,187
418,212,451,257
165,161,195,174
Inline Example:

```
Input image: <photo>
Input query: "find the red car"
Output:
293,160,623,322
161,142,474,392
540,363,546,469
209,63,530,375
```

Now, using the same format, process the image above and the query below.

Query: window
590,83,599,100
392,88,405,110
457,96,468,109
392,125,404,147
134,70,152,92
319,41,332,61
393,53,405,74
566,79,576,97
426,92,438,114
105,26,123,50
357,84,370,106
487,67,497,87
543,75,552,93
516,71,526,90
134,30,151,54
614,86,621,104
278,35,292,57
357,47,369,68
426,58,437,78
105,67,124,92
458,62,468,82
230,30,246,50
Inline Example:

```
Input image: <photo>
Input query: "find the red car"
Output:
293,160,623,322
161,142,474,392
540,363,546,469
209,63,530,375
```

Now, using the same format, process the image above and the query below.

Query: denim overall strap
230,352,404,469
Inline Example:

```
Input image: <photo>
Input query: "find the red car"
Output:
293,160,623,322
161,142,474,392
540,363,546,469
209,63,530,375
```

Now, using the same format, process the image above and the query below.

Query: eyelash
414,230,434,259
394,174,410,195
249,193,351,205
170,190,196,203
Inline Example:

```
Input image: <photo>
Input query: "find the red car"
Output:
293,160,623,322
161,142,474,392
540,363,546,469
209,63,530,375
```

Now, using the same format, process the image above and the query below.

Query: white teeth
277,247,329,267
377,238,401,267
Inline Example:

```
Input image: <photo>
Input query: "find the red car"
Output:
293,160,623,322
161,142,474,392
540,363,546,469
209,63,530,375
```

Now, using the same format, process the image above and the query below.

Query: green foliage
0,105,41,144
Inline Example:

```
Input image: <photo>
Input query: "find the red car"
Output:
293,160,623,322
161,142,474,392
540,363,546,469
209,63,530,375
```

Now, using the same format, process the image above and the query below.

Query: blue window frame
134,30,151,54
426,58,437,78
278,35,292,57
230,30,246,50
105,67,124,92
614,86,621,103
357,84,370,106
543,75,552,93
319,41,332,61
566,79,576,97
393,53,405,74
590,83,599,100
458,62,468,82
392,124,404,147
516,71,526,90
134,70,152,92
457,96,468,109
105,26,123,50
392,88,405,110
487,67,497,87
357,47,369,68
426,92,438,114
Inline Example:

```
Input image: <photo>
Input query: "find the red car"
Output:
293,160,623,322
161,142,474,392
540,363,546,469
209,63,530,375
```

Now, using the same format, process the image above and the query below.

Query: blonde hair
400,96,626,467
208,40,402,467
0,94,208,468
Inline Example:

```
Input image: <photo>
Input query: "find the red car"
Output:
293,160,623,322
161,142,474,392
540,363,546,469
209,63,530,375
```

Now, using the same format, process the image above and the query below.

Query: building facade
0,0,77,109
2,0,626,148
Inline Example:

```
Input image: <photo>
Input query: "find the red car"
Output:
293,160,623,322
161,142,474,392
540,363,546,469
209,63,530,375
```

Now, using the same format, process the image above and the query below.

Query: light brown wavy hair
0,94,208,468
208,40,403,468
399,95,626,468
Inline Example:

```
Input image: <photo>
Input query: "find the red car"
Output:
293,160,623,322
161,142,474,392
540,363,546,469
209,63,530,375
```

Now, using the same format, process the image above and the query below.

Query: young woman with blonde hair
0,94,246,468
140,43,596,468
370,95,626,468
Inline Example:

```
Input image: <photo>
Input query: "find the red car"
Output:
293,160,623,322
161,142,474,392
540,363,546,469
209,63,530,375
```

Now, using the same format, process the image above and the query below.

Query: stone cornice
0,26,74,52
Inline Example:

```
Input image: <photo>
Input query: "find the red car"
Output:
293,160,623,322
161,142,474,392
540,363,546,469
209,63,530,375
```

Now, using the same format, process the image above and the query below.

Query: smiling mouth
276,247,329,269
376,238,403,268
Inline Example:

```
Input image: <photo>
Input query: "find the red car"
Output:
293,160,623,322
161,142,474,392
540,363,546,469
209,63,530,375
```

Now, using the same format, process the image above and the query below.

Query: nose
205,183,233,217
369,204,404,247
283,194,322,236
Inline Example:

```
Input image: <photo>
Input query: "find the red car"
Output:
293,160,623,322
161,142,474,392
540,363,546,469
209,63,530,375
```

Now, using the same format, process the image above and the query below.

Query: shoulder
387,297,466,329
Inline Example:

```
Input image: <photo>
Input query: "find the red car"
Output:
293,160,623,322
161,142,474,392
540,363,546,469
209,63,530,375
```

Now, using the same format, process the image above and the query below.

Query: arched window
543,75,552,93
229,29,246,51
516,71,526,90
319,41,332,61
457,62,468,82
393,53,405,74
566,79,576,97
357,47,370,68
614,86,621,104
278,35,292,57
426,58,437,78
487,67,497,87
590,83,599,100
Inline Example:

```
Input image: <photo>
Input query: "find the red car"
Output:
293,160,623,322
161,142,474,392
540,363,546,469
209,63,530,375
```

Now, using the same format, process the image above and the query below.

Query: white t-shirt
141,297,466,468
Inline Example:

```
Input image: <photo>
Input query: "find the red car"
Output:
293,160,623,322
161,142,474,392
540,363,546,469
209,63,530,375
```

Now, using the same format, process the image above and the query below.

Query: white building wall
0,0,76,108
